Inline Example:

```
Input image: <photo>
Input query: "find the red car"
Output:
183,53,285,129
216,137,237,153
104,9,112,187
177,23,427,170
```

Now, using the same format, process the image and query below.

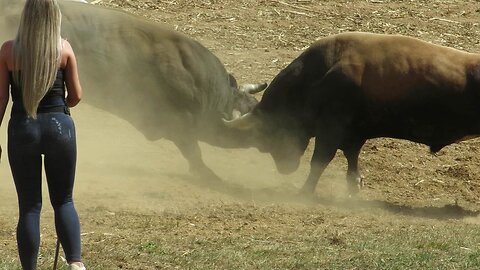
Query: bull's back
286,32,480,146
58,2,231,135
310,32,480,102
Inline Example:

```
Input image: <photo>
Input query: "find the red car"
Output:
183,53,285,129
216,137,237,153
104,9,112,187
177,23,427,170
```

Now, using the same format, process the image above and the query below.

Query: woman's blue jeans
8,112,81,270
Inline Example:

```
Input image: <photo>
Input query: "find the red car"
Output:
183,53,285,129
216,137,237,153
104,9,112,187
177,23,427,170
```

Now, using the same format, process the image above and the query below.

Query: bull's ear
239,83,268,94
222,112,258,130
228,73,239,89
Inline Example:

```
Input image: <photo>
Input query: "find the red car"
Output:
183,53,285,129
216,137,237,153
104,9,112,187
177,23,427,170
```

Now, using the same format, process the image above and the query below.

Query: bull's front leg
342,139,366,195
173,137,222,183
299,139,337,194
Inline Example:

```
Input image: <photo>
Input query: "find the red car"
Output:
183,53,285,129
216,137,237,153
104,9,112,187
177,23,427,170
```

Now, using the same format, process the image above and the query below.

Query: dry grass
4,204,480,269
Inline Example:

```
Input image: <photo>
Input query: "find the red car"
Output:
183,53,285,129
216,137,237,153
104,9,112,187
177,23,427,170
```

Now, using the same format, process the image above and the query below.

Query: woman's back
1,39,82,111
9,69,68,115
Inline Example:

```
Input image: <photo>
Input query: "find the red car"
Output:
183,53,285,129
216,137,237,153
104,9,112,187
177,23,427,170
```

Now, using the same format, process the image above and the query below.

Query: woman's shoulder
0,40,14,67
60,39,75,68
62,39,74,54
0,40,14,54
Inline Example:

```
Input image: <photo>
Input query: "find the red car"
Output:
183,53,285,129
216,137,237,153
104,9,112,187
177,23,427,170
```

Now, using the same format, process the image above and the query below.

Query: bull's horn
222,112,257,130
240,83,267,94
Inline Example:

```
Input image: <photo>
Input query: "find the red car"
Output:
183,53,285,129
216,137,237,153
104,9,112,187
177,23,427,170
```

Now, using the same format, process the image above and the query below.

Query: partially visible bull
0,0,266,181
225,32,480,194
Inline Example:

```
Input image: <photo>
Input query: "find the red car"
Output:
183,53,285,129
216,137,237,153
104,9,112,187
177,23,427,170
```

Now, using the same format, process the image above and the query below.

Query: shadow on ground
172,173,480,220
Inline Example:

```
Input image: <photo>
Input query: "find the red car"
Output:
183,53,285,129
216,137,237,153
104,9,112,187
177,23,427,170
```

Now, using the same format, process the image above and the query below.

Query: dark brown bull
226,32,480,194
0,0,266,181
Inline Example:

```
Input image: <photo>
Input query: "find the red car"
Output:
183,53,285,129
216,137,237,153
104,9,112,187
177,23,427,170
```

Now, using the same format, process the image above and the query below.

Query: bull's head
224,109,310,174
228,74,267,119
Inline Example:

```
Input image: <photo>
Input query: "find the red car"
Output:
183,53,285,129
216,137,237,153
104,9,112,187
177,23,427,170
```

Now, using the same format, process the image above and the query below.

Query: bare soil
1,0,480,269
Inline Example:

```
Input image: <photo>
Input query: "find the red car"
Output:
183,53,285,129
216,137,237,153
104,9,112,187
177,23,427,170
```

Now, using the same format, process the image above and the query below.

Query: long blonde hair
13,0,62,118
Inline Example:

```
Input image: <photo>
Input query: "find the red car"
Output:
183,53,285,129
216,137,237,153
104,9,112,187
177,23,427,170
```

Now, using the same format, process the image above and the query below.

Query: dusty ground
1,0,480,269
88,0,480,208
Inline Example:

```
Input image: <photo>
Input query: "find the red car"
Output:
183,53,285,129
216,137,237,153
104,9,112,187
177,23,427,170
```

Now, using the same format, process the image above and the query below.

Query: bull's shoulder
307,32,477,75
306,32,480,100
309,32,472,59
62,1,184,41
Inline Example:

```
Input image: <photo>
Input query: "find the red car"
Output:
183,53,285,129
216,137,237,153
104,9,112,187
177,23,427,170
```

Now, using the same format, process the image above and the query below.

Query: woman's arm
63,40,82,107
0,42,11,160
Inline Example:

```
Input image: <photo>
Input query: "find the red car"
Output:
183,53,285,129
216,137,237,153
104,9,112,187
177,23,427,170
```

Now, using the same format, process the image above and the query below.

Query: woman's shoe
68,263,86,270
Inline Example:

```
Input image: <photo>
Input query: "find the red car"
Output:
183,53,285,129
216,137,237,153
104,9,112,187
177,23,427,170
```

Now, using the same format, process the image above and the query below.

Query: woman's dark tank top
9,69,69,115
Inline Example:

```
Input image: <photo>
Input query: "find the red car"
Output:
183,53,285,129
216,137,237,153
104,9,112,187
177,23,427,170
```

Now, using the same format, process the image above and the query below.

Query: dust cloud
0,1,347,217
0,100,321,215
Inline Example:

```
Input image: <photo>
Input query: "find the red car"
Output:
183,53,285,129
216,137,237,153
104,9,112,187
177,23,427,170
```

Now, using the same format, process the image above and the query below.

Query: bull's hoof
189,166,222,184
295,187,317,203
347,175,364,197
298,184,316,196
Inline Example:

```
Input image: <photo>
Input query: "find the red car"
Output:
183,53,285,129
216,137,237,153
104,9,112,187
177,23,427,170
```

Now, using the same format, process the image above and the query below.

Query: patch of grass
2,205,480,270
139,241,159,254
0,258,20,270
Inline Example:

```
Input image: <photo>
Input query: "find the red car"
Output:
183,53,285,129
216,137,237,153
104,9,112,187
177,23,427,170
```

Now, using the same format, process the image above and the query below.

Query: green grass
0,259,19,270
3,205,479,270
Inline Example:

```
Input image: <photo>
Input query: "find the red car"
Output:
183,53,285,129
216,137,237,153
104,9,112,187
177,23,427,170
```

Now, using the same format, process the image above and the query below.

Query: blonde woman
0,0,84,269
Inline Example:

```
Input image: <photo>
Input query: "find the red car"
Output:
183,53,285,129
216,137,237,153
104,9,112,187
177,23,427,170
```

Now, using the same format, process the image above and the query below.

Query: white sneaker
68,263,86,270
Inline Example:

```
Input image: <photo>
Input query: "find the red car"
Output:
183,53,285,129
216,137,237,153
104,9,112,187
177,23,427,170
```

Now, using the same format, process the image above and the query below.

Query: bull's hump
328,34,471,101
357,63,467,102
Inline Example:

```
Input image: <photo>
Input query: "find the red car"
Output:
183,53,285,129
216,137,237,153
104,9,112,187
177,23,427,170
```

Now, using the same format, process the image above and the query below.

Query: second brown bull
226,32,480,194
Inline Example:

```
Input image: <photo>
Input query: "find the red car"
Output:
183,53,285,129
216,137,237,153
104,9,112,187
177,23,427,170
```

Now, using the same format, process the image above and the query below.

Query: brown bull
0,0,266,181
226,32,480,194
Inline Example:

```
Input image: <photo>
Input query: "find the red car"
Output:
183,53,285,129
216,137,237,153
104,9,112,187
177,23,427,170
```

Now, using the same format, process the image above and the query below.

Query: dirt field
1,0,480,269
